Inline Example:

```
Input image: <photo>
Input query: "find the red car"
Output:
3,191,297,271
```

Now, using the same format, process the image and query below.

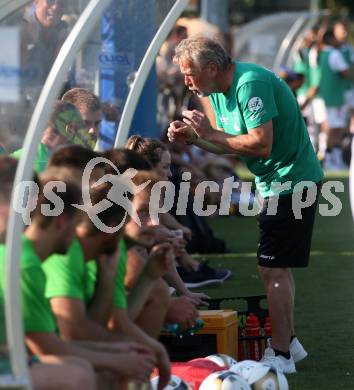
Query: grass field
196,177,354,389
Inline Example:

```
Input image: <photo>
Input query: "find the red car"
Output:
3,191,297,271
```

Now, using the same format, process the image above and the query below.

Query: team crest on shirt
219,116,229,124
248,97,263,112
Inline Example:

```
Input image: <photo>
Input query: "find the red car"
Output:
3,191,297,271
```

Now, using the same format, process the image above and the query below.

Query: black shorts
257,183,321,268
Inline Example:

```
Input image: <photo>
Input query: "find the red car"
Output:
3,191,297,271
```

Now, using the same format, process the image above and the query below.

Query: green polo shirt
0,236,56,337
11,143,50,174
86,240,128,309
43,239,127,309
209,62,323,197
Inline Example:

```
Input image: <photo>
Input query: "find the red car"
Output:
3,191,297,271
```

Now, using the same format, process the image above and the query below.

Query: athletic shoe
261,347,296,374
178,261,232,289
267,337,308,363
289,337,308,363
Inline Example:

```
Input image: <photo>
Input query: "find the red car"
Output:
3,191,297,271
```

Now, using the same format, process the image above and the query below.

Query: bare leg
135,278,170,339
31,355,96,390
258,266,293,352
177,251,200,271
288,269,295,336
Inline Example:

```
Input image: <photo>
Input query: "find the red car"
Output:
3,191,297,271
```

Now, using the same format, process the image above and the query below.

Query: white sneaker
267,337,308,363
290,337,308,363
261,347,296,374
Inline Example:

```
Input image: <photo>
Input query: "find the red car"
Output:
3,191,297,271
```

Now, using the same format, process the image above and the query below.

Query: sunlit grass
196,178,354,389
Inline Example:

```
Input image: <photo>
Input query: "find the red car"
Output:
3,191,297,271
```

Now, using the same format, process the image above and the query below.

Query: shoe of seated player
261,347,296,374
267,337,308,363
178,261,232,289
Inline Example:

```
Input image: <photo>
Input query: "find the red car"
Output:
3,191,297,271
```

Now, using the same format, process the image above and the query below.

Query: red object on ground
245,313,261,360
264,316,272,338
156,358,226,389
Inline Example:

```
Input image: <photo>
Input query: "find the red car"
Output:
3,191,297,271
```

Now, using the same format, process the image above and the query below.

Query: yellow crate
197,310,238,359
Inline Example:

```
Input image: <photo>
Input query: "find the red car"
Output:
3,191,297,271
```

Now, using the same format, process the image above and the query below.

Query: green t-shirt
209,62,324,197
43,239,87,301
86,240,128,309
11,143,50,173
0,237,56,337
43,239,127,309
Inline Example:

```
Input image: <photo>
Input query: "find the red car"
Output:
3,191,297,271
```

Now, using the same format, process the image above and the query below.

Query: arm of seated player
127,243,174,321
163,263,210,307
25,332,156,382
163,262,189,296
159,213,192,240
87,250,119,326
49,297,125,342
110,308,171,390
165,296,199,331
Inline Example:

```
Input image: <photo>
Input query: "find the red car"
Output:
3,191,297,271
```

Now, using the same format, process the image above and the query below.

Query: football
247,365,289,390
229,360,264,382
205,354,238,368
199,370,251,390
150,374,190,390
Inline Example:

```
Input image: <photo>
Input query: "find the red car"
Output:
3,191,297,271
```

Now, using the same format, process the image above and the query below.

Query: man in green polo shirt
12,100,95,173
62,88,103,148
168,37,324,374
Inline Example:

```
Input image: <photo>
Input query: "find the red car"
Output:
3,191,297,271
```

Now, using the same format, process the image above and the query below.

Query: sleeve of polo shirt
43,254,85,301
237,80,278,130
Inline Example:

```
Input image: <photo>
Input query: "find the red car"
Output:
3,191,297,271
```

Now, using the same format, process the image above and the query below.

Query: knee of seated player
31,357,96,390
125,246,148,290
67,359,96,390
146,278,170,309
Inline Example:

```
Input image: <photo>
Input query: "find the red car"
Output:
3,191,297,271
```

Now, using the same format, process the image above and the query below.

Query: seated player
0,163,156,385
0,156,97,390
11,101,95,173
104,149,202,330
61,88,102,147
125,135,230,292
45,146,171,389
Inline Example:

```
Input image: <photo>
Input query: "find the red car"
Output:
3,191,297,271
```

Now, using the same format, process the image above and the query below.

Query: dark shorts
257,183,321,268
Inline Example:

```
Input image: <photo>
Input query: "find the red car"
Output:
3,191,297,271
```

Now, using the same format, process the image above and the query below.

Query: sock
274,349,291,359
290,335,296,343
